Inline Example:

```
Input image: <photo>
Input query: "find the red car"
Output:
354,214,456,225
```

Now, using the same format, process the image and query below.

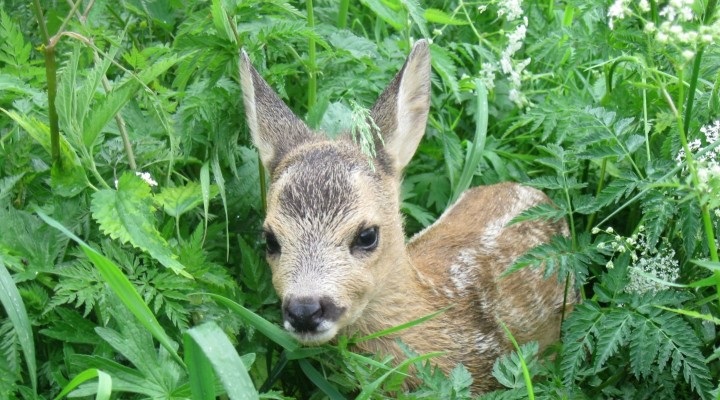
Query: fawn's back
239,40,572,392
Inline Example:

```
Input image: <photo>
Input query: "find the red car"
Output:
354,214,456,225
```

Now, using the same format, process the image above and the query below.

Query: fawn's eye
264,231,281,255
352,226,379,252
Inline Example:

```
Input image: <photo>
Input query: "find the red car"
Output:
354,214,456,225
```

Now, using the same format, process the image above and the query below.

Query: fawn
239,40,571,392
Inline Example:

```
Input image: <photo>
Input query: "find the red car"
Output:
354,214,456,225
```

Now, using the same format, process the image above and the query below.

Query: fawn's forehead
268,143,379,227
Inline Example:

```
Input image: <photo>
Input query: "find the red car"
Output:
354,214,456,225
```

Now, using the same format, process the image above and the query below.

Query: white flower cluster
607,0,630,30
136,171,158,187
593,226,680,294
677,120,720,198
501,18,531,106
479,62,497,91
497,0,524,21
476,1,530,107
607,0,719,52
625,244,680,295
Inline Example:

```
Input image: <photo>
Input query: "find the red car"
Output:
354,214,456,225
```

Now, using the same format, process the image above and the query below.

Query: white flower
608,0,630,29
498,0,524,21
136,171,158,187
639,0,651,12
701,120,720,145
479,63,497,91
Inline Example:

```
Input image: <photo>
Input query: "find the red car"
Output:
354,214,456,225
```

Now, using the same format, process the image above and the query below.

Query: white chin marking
284,321,338,345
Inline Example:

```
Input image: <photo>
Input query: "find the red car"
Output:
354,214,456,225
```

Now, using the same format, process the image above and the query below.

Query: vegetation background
0,0,719,398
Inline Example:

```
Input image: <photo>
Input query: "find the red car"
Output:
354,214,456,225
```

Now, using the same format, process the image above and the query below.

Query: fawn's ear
371,40,431,173
240,50,314,174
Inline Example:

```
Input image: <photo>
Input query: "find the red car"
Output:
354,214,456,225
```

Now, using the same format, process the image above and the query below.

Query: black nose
283,297,340,333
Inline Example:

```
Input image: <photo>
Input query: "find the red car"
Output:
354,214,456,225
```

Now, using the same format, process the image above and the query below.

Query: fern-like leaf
561,301,604,385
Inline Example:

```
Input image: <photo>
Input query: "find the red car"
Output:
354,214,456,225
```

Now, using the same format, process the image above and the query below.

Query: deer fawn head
240,41,431,344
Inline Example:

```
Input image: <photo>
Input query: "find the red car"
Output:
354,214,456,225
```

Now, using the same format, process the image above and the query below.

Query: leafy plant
0,0,719,398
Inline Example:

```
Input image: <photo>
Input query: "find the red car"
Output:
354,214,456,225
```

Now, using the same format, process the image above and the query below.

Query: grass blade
208,293,299,352
353,308,447,343
36,210,184,367
355,352,441,400
185,322,258,400
54,369,112,400
298,359,346,400
450,79,488,204
499,320,535,400
0,258,37,393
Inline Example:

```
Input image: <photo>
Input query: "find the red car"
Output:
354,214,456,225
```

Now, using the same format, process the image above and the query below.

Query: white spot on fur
448,249,477,296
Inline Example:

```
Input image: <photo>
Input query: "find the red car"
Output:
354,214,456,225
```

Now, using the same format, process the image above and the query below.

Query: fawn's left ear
371,40,431,173
240,50,315,175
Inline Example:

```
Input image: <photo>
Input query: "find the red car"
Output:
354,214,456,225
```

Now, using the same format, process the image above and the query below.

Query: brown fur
239,40,572,393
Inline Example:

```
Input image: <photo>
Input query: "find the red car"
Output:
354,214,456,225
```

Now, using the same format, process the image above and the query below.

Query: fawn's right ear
240,50,314,174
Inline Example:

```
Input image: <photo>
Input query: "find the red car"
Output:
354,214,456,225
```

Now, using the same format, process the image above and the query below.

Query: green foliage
1,0,719,398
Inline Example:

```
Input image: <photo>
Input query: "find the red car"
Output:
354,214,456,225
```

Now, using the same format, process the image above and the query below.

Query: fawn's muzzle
283,296,343,335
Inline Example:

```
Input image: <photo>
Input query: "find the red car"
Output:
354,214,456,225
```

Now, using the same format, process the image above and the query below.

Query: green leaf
83,54,184,149
35,210,184,368
1,108,88,193
184,322,258,400
424,8,468,25
91,173,190,277
359,0,404,30
401,0,429,37
211,0,236,43
0,172,24,202
0,258,36,393
656,306,720,325
430,44,460,102
184,335,216,400
155,182,216,218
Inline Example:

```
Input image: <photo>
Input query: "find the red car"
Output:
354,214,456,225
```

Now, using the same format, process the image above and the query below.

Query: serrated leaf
211,0,236,43
561,301,603,385
36,210,184,370
430,44,460,102
91,173,189,276
401,0,429,38
0,173,24,202
592,309,632,371
629,318,659,379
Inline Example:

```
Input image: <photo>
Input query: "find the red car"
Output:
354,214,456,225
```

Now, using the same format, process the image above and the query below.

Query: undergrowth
0,0,719,398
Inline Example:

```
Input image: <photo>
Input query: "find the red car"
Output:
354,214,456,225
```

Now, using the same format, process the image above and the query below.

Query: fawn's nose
283,296,340,333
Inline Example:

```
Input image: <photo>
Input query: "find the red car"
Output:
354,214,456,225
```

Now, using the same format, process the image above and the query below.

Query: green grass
0,0,719,398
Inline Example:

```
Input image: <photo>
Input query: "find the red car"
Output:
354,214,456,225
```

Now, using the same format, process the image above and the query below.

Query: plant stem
306,0,317,111
683,0,717,136
32,0,61,168
45,46,60,168
338,0,349,29
671,66,720,303
680,0,720,269
586,158,607,231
